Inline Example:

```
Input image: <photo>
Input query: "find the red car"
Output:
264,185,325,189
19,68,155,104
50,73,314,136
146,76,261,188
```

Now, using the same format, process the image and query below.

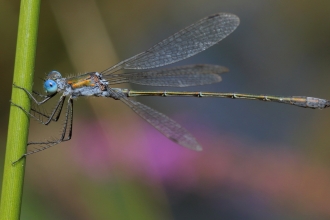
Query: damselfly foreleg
11,95,66,125
13,83,55,104
12,84,65,124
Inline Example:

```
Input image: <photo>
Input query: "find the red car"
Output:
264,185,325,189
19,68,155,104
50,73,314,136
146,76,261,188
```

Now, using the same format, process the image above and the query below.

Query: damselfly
12,13,330,164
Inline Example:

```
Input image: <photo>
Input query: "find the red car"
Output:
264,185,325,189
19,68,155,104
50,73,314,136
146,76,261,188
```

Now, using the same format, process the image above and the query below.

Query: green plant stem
0,0,40,219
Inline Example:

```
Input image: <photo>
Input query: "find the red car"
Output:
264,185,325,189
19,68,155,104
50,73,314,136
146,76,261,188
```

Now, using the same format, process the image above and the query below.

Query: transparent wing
120,97,202,150
101,13,239,74
105,64,228,87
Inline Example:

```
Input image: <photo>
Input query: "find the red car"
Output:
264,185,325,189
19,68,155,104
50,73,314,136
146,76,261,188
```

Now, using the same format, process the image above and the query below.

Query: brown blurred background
1,0,330,219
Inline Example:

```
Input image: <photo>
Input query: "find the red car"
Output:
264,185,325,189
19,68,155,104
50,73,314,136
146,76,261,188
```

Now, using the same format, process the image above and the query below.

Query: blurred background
1,0,330,219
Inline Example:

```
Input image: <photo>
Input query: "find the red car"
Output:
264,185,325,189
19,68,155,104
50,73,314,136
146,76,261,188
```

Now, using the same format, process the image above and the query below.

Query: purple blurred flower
71,114,206,186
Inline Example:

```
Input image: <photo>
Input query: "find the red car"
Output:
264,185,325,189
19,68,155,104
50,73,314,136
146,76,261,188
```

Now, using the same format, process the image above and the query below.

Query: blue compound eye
44,79,58,94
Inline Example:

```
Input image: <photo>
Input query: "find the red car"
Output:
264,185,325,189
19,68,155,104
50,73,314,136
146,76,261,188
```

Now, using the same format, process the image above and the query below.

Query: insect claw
12,155,25,166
